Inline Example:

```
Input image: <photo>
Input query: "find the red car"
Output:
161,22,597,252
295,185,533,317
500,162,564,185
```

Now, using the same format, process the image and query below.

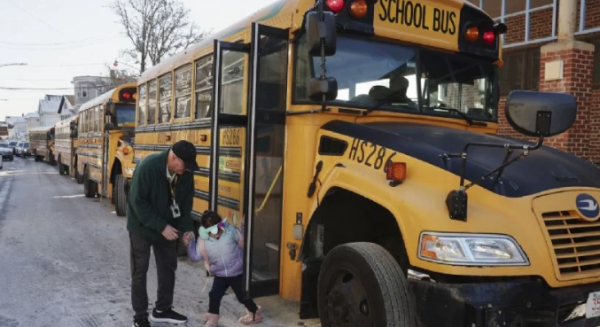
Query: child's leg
229,275,258,313
208,277,230,315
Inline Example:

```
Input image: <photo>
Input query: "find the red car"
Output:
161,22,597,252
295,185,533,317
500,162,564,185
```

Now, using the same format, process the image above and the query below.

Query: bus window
294,35,419,112
148,80,157,125
175,64,192,119
420,50,496,121
115,104,136,127
195,56,213,119
138,84,147,126
220,51,244,115
159,73,172,123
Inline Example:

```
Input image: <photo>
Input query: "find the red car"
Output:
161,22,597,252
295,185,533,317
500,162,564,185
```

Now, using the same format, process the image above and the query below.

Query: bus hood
322,121,600,197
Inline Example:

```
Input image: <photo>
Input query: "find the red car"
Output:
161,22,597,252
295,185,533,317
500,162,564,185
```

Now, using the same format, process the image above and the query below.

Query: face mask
199,218,227,240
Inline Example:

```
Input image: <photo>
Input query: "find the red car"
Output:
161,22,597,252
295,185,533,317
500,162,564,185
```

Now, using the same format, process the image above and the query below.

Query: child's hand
183,231,194,246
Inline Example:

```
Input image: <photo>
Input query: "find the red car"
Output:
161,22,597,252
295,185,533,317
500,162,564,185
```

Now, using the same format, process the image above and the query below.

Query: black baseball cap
172,140,199,171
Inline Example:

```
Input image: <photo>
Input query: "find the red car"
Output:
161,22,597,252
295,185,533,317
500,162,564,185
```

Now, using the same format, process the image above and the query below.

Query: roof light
465,26,479,43
483,31,496,45
350,0,368,18
326,0,344,13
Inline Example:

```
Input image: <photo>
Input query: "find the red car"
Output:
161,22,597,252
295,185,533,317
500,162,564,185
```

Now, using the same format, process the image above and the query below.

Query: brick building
468,0,600,166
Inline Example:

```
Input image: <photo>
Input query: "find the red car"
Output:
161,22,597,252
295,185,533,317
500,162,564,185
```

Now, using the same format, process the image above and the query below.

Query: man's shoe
132,317,151,327
150,308,187,324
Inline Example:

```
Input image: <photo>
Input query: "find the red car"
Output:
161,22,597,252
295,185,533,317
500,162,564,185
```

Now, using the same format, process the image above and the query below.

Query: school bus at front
76,83,137,216
132,0,600,325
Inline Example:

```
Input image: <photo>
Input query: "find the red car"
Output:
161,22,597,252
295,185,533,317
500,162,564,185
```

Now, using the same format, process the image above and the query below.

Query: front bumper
1,153,13,160
409,276,600,327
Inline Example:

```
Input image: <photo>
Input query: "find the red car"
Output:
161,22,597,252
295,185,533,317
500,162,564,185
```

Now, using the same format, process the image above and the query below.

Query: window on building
498,47,540,96
195,55,213,119
174,64,192,119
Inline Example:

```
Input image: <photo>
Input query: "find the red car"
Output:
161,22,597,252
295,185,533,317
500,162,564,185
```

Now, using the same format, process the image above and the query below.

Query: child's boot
239,306,263,325
203,313,219,327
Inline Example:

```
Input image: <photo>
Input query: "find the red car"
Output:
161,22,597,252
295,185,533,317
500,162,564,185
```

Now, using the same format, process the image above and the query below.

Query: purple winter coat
187,222,244,277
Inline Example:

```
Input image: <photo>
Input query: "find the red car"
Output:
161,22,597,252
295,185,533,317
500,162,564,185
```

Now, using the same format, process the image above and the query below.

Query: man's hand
162,225,179,241
183,231,194,246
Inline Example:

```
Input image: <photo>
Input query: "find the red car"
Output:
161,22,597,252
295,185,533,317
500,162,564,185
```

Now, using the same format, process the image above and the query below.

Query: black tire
76,170,84,184
317,242,415,327
58,163,64,175
115,174,127,217
83,167,96,198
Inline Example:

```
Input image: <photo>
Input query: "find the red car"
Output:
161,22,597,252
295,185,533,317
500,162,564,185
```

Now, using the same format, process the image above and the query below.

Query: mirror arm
317,0,328,112
458,135,545,191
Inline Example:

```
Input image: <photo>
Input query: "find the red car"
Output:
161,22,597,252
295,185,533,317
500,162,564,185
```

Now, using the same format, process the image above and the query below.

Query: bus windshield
294,35,498,122
115,104,136,127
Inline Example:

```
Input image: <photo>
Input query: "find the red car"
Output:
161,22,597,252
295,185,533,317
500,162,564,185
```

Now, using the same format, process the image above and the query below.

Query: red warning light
122,91,132,100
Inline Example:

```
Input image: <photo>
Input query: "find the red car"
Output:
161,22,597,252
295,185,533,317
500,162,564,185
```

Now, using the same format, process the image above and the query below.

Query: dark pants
130,232,177,319
209,275,258,315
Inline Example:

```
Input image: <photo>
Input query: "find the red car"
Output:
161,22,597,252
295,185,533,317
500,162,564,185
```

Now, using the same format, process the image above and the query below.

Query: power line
0,34,119,47
0,39,114,51
24,62,108,68
5,0,69,38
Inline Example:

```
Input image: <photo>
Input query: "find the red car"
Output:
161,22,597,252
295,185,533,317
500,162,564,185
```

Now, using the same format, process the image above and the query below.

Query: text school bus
134,0,600,326
54,116,79,178
28,126,55,164
76,83,137,216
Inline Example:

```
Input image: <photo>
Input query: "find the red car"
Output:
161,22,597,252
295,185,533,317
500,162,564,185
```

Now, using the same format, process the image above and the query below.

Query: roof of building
24,112,39,119
58,95,76,114
38,95,63,114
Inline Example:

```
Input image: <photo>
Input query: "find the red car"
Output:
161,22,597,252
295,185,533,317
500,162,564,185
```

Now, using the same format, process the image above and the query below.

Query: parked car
16,142,31,157
0,143,13,161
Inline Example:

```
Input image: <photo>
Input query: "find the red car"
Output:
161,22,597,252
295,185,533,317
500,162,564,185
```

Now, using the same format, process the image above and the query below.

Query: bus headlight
418,233,529,266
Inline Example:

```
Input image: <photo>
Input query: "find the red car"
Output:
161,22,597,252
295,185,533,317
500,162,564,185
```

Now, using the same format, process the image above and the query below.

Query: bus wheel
76,171,84,184
83,167,96,198
317,243,415,327
115,174,127,217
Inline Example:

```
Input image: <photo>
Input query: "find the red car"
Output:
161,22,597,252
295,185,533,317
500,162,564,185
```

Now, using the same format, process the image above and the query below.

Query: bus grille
542,210,600,279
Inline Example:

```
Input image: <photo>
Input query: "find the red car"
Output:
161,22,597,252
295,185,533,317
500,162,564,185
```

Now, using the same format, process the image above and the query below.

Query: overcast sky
0,0,279,119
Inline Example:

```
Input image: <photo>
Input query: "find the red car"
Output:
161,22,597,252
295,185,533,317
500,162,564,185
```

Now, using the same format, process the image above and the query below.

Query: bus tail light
483,30,496,45
349,0,367,18
326,0,344,13
465,26,479,43
385,162,406,183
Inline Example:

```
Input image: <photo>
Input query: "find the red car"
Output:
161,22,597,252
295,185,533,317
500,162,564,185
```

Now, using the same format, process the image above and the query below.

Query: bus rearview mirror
505,90,577,137
305,11,336,56
309,77,338,102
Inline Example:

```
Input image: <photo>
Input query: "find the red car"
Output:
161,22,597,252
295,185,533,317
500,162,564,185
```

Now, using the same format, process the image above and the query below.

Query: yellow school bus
29,126,55,163
134,0,600,326
77,83,137,216
54,116,79,177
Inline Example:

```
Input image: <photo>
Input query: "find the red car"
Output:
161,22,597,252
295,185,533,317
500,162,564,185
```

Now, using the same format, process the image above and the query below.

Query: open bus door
210,24,289,299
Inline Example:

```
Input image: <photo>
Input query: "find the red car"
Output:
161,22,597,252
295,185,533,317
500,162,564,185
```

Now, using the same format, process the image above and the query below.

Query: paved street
0,157,319,327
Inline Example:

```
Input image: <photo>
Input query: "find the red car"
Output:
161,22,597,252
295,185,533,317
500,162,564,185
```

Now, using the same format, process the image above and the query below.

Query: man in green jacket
127,140,198,327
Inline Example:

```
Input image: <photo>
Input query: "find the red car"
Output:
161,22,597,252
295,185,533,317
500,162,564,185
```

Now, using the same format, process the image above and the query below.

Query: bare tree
110,0,207,74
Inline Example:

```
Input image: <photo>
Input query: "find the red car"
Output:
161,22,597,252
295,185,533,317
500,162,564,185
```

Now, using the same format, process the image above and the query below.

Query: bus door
210,24,289,298
102,104,111,197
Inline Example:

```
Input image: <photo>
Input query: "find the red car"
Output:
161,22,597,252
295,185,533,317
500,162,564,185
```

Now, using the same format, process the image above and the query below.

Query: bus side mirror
309,77,338,101
505,91,577,137
305,11,336,56
105,122,117,131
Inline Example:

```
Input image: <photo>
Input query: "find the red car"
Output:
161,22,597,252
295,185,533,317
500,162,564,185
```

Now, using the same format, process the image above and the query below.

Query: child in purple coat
187,210,263,327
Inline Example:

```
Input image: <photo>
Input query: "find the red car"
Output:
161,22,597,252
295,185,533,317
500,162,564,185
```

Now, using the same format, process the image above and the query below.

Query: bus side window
138,84,148,126
195,55,213,119
159,73,173,124
148,80,158,125
175,64,192,119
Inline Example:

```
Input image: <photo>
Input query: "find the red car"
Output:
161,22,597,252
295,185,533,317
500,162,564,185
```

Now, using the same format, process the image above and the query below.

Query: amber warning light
385,161,406,186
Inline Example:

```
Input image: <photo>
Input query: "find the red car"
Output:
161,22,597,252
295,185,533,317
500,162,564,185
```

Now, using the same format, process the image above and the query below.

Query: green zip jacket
126,151,194,242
